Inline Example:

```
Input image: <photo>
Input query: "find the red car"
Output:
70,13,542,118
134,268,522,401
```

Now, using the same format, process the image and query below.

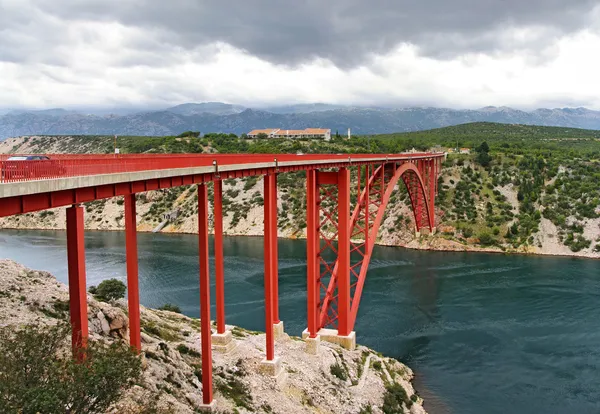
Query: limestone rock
0,259,428,414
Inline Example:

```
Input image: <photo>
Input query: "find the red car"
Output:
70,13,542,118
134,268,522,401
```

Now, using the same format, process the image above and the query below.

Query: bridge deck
0,153,443,198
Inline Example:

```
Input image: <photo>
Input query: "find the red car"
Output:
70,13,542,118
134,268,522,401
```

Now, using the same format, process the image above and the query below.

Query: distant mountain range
1,103,600,140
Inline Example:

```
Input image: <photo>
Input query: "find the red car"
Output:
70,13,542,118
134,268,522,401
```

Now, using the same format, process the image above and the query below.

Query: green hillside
376,122,600,153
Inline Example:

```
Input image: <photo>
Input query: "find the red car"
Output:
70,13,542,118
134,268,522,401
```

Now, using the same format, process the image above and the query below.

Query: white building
248,128,331,141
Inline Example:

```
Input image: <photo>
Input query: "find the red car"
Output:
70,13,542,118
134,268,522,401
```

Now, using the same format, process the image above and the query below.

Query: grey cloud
23,0,598,68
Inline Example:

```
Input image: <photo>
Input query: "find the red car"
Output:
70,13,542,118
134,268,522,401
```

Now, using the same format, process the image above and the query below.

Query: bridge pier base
197,401,216,413
303,332,321,355
302,328,356,351
211,330,236,354
273,321,285,340
259,357,286,385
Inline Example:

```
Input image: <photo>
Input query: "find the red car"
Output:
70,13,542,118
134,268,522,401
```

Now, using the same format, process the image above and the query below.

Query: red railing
0,153,441,183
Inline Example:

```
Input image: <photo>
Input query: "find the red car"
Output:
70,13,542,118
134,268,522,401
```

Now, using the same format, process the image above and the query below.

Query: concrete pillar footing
197,401,216,412
211,331,236,354
273,321,285,339
302,328,356,351
259,357,287,385
303,332,321,355
259,357,282,376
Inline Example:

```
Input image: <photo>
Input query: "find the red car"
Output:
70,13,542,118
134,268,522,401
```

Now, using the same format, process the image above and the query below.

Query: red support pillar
124,193,141,351
306,169,319,337
271,174,280,325
213,179,226,334
198,184,213,405
66,205,88,359
413,168,424,231
380,163,385,200
364,165,370,254
263,174,276,360
428,159,436,230
337,168,351,337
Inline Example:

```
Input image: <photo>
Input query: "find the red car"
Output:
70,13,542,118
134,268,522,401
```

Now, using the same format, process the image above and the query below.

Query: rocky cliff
0,259,426,414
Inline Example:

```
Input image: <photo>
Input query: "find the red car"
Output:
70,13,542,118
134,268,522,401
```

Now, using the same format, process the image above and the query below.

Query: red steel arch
306,160,439,337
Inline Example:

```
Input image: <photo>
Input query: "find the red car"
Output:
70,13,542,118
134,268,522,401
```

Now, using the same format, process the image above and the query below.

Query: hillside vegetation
1,123,599,258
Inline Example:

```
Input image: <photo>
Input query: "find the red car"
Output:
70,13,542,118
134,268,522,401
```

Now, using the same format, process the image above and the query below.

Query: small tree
91,279,126,302
476,141,492,167
0,324,141,414
478,232,495,246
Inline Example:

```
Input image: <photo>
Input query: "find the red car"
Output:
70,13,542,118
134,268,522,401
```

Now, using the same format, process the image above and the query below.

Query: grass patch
215,361,253,411
359,404,374,414
142,321,182,342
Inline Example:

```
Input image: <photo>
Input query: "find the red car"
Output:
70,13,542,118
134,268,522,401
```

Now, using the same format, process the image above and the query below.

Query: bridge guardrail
0,153,443,183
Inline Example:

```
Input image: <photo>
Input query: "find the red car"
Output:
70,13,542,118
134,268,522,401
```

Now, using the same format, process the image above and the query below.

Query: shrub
330,362,348,381
462,227,473,238
92,279,126,302
382,382,411,413
0,323,141,414
176,344,200,357
158,303,182,313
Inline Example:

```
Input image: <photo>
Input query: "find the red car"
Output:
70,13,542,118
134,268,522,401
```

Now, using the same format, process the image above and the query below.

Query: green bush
158,303,182,313
0,323,141,414
91,279,126,302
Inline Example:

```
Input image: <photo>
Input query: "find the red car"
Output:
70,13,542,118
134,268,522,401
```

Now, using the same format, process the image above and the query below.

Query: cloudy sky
2,0,600,110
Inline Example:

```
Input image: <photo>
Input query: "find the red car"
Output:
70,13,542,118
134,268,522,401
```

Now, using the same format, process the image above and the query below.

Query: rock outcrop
0,259,426,414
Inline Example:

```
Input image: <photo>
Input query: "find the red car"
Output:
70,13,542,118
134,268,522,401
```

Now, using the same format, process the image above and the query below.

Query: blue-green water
1,229,600,414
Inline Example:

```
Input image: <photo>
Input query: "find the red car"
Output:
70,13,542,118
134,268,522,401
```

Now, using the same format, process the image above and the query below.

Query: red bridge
0,152,444,407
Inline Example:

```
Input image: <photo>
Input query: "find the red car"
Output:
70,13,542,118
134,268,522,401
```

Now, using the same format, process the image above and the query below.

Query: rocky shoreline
1,219,598,261
0,259,427,414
